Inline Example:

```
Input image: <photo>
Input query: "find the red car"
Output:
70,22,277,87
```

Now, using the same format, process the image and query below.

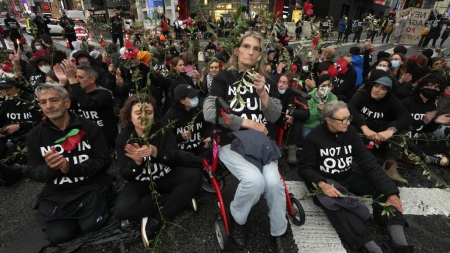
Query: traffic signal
176,5,183,13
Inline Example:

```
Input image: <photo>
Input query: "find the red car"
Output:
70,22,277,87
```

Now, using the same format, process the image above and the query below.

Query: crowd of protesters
0,7,450,253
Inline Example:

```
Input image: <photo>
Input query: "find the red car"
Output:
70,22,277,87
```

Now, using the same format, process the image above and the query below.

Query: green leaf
381,210,387,216
238,96,246,107
242,78,254,87
312,182,318,189
54,135,67,144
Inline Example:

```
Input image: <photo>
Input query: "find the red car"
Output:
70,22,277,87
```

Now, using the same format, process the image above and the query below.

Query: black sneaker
141,217,163,248
230,215,246,248
273,235,287,253
384,240,414,253
425,154,449,166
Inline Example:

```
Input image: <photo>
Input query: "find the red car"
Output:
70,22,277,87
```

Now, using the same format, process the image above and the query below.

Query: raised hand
53,64,67,85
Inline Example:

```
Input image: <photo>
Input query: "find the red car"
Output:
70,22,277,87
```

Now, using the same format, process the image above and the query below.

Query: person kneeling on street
348,75,413,184
114,93,202,248
299,101,413,253
24,83,113,244
0,78,41,186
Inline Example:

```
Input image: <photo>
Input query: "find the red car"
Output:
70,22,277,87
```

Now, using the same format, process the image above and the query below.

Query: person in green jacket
302,74,337,139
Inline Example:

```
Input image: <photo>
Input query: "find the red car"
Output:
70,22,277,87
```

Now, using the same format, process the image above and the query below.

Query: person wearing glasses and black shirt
299,101,413,253
203,31,286,252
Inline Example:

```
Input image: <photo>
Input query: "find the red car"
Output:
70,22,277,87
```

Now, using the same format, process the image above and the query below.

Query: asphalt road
0,32,450,253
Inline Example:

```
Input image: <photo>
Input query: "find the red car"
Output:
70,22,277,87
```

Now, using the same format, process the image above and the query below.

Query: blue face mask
278,89,286,95
189,96,199,108
391,60,400,68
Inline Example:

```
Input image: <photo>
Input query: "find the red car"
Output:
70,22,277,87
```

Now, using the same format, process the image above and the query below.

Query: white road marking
286,181,450,253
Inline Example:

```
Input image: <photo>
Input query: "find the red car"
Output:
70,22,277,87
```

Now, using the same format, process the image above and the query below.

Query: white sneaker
141,217,149,248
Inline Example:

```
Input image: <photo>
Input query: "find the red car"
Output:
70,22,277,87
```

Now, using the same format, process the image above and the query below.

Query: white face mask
318,86,331,98
39,65,51,74
376,66,387,72
35,46,42,50
302,66,309,72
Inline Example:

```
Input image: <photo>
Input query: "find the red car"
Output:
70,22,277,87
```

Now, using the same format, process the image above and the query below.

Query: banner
392,8,431,45
292,10,302,22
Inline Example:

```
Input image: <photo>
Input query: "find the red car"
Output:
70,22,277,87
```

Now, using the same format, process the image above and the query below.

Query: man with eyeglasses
298,101,413,253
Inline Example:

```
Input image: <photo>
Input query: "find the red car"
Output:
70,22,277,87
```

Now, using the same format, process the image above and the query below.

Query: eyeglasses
278,80,288,85
240,44,261,54
330,115,353,124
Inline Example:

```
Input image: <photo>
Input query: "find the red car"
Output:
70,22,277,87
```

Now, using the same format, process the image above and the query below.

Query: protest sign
391,8,431,44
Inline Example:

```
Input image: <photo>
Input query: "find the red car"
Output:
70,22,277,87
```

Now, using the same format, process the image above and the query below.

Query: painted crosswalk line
285,181,450,253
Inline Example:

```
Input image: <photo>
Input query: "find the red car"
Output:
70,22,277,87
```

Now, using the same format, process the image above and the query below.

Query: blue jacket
351,55,364,86
229,130,282,171
338,19,347,33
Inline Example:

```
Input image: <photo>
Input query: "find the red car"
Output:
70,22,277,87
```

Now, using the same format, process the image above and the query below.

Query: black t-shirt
4,17,20,35
209,70,278,145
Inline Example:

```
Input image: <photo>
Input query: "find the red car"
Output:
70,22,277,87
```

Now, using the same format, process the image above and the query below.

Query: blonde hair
226,31,270,79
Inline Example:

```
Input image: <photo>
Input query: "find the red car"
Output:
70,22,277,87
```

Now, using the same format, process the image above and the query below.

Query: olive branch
390,134,450,189
360,133,450,189
0,142,26,164
186,109,203,132
229,69,257,109
301,182,398,218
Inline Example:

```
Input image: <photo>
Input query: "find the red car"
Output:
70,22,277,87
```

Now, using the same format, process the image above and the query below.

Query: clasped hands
362,126,394,142
124,143,158,166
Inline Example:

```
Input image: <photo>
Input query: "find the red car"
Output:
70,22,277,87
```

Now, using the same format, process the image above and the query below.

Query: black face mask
422,88,440,99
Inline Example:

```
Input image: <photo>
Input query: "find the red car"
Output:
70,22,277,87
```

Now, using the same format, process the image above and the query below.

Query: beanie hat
377,51,391,61
137,51,151,63
318,74,331,85
411,67,431,83
421,49,434,59
349,46,360,56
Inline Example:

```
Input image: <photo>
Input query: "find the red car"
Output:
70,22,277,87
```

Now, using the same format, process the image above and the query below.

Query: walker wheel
201,177,226,193
289,196,306,226
215,219,229,250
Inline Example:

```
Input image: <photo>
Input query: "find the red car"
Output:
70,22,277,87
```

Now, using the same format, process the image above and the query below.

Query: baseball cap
266,48,275,54
0,78,16,88
174,84,200,101
374,76,392,89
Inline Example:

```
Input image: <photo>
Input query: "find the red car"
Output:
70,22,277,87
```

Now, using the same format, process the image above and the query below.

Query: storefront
206,0,274,20
91,10,107,22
